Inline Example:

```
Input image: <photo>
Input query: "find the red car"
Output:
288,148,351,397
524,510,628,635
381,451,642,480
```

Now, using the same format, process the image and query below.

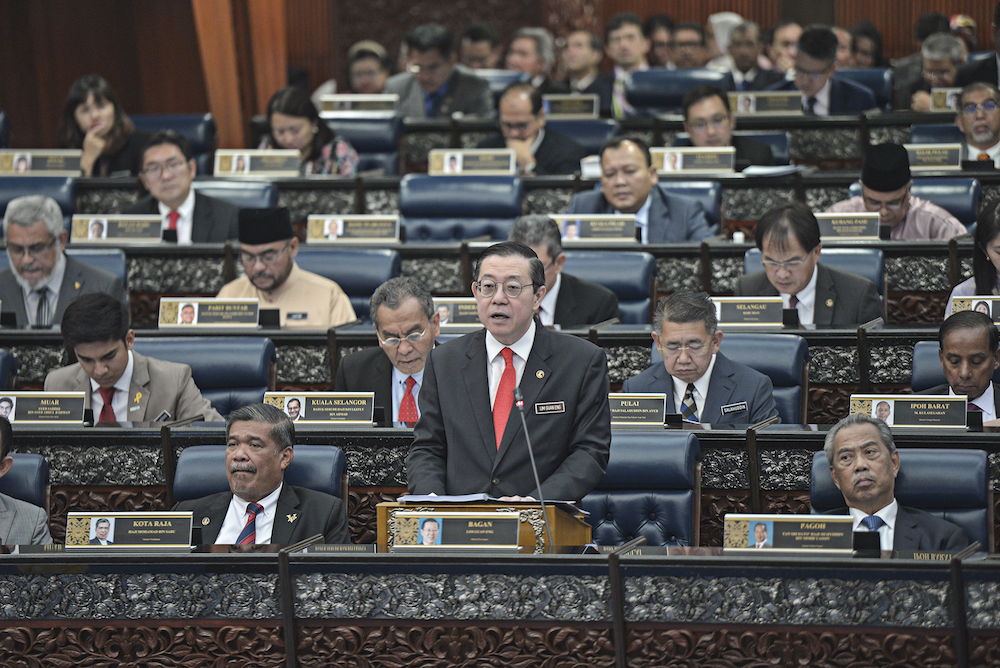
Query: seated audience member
705,12,742,72
956,83,1000,165
311,40,391,107
622,291,778,425
561,30,604,93
727,21,786,91
0,416,52,545
592,13,651,118
850,20,887,68
921,311,1000,419
45,293,223,422
57,74,149,177
506,28,568,95
765,20,802,75
681,85,775,169
672,22,710,69
218,208,356,329
566,137,713,243
955,3,999,87
826,143,965,240
0,196,127,329
477,83,587,175
384,23,494,119
643,14,676,69
259,86,359,177
907,33,965,112
508,215,619,327
824,413,969,551
832,27,853,67
951,14,979,54
947,203,1000,316
174,403,349,544
459,22,503,70
335,277,439,426
123,131,239,244
893,13,952,110
736,202,883,327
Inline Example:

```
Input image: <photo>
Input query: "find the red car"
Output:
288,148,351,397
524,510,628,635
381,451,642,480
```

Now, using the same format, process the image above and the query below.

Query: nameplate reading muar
728,92,803,116
65,511,192,551
711,297,784,327
428,149,516,175
391,510,520,551
542,94,598,118
651,146,735,174
723,513,854,555
159,298,260,328
0,149,83,175
265,392,375,425
951,297,1000,324
904,143,962,170
931,88,961,112
306,215,400,243
850,394,967,428
548,214,637,243
319,94,399,114
609,392,666,425
433,297,481,328
1,392,85,424
71,214,162,243
816,212,880,240
214,149,300,176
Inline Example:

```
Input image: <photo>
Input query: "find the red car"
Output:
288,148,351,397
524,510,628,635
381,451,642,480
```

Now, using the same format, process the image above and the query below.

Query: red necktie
98,386,116,422
168,210,180,230
979,152,991,161
399,376,418,427
493,347,516,450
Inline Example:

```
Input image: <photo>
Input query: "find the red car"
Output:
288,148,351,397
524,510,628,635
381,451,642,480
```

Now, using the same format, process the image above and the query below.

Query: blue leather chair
908,123,966,145
910,339,1000,392
673,131,791,166
562,250,655,324
294,247,401,322
744,247,885,296
131,113,218,175
475,69,531,105
835,69,893,113
132,337,275,417
810,449,993,551
0,176,76,234
626,69,733,115
0,111,9,148
848,177,981,231
0,453,49,510
0,249,127,295
654,181,722,234
545,118,618,156
967,51,994,64
324,116,401,175
399,175,523,241
190,179,278,209
582,431,701,546
0,349,17,390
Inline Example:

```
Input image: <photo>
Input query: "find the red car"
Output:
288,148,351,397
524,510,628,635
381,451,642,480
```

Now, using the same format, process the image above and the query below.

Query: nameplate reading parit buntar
158,298,259,328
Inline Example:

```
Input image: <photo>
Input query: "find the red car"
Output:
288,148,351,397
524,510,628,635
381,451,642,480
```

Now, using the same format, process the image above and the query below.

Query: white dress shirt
950,381,998,422
18,253,66,327
616,195,652,244
391,365,426,425
537,273,562,326
802,79,832,116
158,188,196,245
215,482,283,544
780,266,819,327
848,498,898,551
670,355,718,421
485,320,535,408
89,350,134,420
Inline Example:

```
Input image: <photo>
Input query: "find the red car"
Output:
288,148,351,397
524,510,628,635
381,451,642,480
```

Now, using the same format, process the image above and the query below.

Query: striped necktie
34,287,50,327
236,503,264,545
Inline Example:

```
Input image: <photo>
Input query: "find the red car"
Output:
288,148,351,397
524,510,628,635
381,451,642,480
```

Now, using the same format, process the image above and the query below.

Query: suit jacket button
492,477,501,485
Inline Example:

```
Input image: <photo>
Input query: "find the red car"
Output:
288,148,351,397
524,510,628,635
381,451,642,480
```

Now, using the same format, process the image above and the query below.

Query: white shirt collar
670,354,718,421
847,498,898,550
965,140,1000,165
617,194,652,243
529,128,545,155
485,319,535,365
779,265,819,327
157,187,196,245
89,349,134,395
949,380,997,422
802,78,832,115
538,272,561,326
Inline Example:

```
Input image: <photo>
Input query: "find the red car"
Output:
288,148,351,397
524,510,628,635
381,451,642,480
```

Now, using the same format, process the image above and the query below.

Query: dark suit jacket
768,76,878,115
553,272,619,328
567,185,715,242
588,72,616,118
334,346,394,423
407,323,611,502
731,135,775,170
535,76,570,95
621,351,778,425
123,192,240,243
919,382,1000,415
477,129,588,175
384,69,494,119
735,263,883,327
830,504,969,552
174,484,350,544
0,255,128,329
89,537,112,545
956,55,999,88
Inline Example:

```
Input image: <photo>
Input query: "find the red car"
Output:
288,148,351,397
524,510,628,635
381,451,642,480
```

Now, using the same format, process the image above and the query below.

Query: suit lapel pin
287,514,298,523
74,281,81,289
201,517,210,526
536,370,544,379
134,391,142,404
826,299,833,307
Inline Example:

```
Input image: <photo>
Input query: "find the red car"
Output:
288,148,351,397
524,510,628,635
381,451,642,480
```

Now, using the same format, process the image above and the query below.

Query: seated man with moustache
920,311,1000,420
0,416,52,545
681,84,775,170
955,83,1000,166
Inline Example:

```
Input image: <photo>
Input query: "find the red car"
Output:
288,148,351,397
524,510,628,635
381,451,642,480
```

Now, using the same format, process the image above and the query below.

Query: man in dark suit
592,13,651,118
824,413,968,551
727,21,786,92
566,137,714,243
919,311,1000,420
89,518,113,545
477,83,587,176
0,416,52,545
736,202,883,327
407,242,611,502
335,276,440,427
681,84,775,170
123,130,239,244
622,291,777,425
508,215,618,327
174,403,349,544
0,195,127,328
955,3,1000,88
505,27,569,96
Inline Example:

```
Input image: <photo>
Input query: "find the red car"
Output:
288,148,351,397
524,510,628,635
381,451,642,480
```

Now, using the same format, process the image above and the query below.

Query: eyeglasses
864,194,908,211
794,65,832,80
659,341,707,355
762,258,806,271
141,159,187,180
239,243,290,267
7,237,57,258
475,279,534,298
378,328,427,347
500,120,537,133
688,114,729,132
961,100,999,117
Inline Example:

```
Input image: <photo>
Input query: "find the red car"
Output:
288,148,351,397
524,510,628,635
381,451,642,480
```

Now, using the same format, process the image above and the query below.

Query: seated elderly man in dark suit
920,311,1000,421
0,416,52,545
681,84,775,170
174,403,350,544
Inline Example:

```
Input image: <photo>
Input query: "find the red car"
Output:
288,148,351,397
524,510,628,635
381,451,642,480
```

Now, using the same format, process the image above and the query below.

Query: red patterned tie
168,210,180,230
493,347,516,450
399,376,418,427
98,386,116,422
236,503,263,544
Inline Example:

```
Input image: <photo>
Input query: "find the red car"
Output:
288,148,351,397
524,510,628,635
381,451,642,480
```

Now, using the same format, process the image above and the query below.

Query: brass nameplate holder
158,298,260,328
2,392,85,424
904,143,962,170
306,215,400,243
816,212,880,240
930,88,961,112
609,392,666,425
428,149,516,175
850,394,967,428
723,513,854,554
71,214,162,243
543,94,598,118
0,149,82,175
65,511,193,551
729,92,803,116
214,149,300,176
548,214,637,243
319,94,399,115
951,297,1000,323
651,146,735,174
264,392,375,425
391,510,520,551
711,297,784,327
433,297,481,329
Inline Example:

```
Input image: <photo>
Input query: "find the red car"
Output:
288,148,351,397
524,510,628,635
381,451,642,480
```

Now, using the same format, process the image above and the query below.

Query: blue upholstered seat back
0,453,48,509
324,116,401,175
294,247,400,322
910,339,1000,392
562,250,655,324
744,247,885,296
835,69,893,113
131,113,218,175
399,174,523,241
626,69,733,114
908,123,966,145
191,179,278,209
545,118,618,156
848,177,981,229
0,176,76,233
656,181,721,230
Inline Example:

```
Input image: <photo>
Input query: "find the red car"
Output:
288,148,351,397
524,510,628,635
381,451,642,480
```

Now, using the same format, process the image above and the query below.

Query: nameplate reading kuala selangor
64,512,193,551
728,92,803,116
158,298,260,328
542,94,599,118
214,149,299,177
428,149,516,175
2,392,85,424
904,143,962,170
264,392,375,425
723,513,854,554
952,296,1000,324
391,511,520,551
850,394,967,428
548,214,637,243
815,212,880,240
651,146,735,174
609,392,666,425
319,94,399,114
433,297,481,328
71,214,162,243
306,215,400,243
0,149,82,175
711,297,783,327
931,87,961,112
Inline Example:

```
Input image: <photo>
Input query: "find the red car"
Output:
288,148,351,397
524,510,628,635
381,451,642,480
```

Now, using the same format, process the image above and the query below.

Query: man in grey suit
622,290,778,425
0,416,52,545
44,294,222,422
0,195,127,328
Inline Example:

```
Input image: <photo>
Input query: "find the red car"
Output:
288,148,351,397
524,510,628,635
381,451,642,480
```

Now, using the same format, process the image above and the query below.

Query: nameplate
0,149,82,175
1,392,85,424
65,512,192,551
304,543,377,553
904,143,962,170
609,392,666,425
711,297,784,327
391,510,520,551
319,93,399,115
723,513,854,554
214,149,300,176
158,298,260,328
850,394,967,428
816,212,880,240
950,297,1000,323
931,87,961,112
433,297,481,328
543,94,598,118
428,149,516,175
265,392,375,424
71,214,162,243
729,91,803,116
651,146,735,174
306,215,400,243
548,214,637,243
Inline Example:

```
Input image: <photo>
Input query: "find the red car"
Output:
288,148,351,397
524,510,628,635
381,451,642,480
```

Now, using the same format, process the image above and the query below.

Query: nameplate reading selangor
850,394,966,428
428,149,516,175
391,510,520,551
904,143,962,170
711,297,784,327
543,94,598,118
65,512,192,551
214,149,300,176
951,297,1000,323
816,212,880,240
159,298,260,328
651,147,735,174
723,513,853,555
609,392,666,425
265,392,375,425
548,214,637,243
0,149,83,175
931,87,961,112
729,92,803,116
433,297,481,328
1,392,85,424
71,214,162,243
306,215,400,243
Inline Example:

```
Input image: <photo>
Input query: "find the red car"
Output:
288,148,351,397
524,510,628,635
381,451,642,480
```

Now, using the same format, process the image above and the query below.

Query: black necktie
34,287,49,327
804,96,817,115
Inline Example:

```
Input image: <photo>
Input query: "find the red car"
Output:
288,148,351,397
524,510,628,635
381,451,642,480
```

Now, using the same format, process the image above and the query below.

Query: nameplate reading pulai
64,511,192,551
609,392,666,425
816,212,880,240
931,88,961,112
543,94,598,118
1,392,85,424
159,298,260,328
651,146,735,174
728,92,803,116
904,143,962,170
850,394,967,428
71,214,162,243
711,297,784,327
391,511,520,551
264,392,375,425
306,215,400,243
723,513,854,554
0,149,82,175
319,93,399,115
433,297,482,328
950,297,1000,323
548,214,637,243
214,149,300,176
428,149,516,175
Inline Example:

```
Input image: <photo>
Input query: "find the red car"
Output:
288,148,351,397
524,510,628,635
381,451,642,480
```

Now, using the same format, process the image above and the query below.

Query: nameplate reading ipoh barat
265,392,375,425
428,149,516,175
816,212,880,240
0,149,82,175
723,513,854,555
0,392,85,424
64,512,193,551
904,143,962,170
728,92,803,116
71,214,162,243
850,394,967,428
306,215,400,243
433,297,481,329
710,297,784,327
214,149,300,177
548,214,637,244
651,146,735,174
158,298,260,328
609,392,666,425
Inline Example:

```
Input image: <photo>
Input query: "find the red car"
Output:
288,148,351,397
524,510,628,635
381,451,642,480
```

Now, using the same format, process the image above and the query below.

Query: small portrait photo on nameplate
542,94,599,118
265,392,375,425
391,510,520,551
549,214,637,244
159,298,260,328
214,149,300,177
319,94,399,115
433,298,481,328
652,146,735,174
850,394,967,428
904,143,962,170
816,212,881,240
609,392,666,425
729,91,802,115
306,215,400,243
0,149,83,176
710,297,784,327
951,297,1000,323
931,88,961,112
64,512,193,551
428,149,515,175
1,392,85,424
723,513,854,554
71,214,163,243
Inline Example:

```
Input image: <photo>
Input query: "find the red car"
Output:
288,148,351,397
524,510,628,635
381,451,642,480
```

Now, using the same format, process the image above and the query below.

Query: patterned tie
680,383,698,422
236,503,264,545
98,386,117,422
399,376,418,427
789,294,799,309
979,152,991,161
493,347,516,449
168,210,180,230
861,514,885,532
804,96,817,115
612,75,627,119
34,286,49,327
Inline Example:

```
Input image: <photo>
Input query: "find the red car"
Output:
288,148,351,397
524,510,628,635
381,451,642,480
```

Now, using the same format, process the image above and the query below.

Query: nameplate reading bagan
816,212,880,240
214,149,300,176
391,511,520,551
548,214,637,243
264,392,375,425
71,214,162,243
319,94,399,114
931,87,961,112
64,512,193,551
158,298,259,328
711,297,784,327
729,92,803,116
428,149,516,175
950,297,1000,323
0,149,82,175
0,392,85,424
543,94,599,118
609,392,666,425
651,147,735,174
723,513,854,554
904,143,962,170
433,297,481,328
850,394,967,428
306,215,400,243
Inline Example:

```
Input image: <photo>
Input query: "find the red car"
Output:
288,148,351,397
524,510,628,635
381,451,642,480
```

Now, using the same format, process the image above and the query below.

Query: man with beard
955,83,1000,166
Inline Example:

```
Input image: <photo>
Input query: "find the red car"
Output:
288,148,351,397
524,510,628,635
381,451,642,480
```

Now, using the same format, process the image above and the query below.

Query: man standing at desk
920,311,1000,420
407,242,611,501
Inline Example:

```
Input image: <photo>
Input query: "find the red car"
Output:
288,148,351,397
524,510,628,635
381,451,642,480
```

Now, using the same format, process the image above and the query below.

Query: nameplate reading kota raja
0,149,83,175
158,298,260,328
652,147,735,174
609,393,666,425
433,298,482,327
64,511,192,551
850,394,967,428
1,392,85,424
711,297,783,327
71,215,162,243
265,392,375,425
543,94,598,118
391,511,520,550
549,214,636,243
728,92,803,115
904,143,962,170
214,149,299,177
816,212,880,240
723,513,854,554
306,215,400,243
428,149,516,175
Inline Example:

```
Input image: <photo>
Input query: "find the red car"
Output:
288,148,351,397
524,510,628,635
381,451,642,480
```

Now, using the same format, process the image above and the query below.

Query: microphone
513,387,553,552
